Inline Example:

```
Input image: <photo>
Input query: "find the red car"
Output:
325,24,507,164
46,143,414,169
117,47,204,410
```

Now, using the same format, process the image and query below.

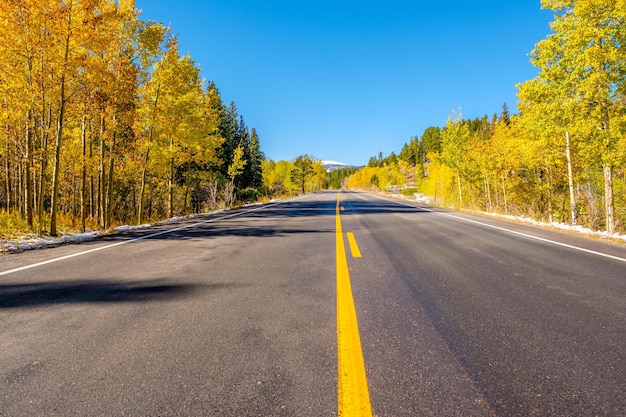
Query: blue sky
135,1,554,166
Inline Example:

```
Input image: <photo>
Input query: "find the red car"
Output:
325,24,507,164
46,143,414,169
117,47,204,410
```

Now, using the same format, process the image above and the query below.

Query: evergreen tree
234,115,250,189
247,128,265,188
419,126,442,165
500,103,511,125
398,137,418,165
215,98,239,179
387,152,398,166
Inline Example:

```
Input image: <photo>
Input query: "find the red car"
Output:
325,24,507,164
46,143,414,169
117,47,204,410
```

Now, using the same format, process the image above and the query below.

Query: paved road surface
1,191,624,416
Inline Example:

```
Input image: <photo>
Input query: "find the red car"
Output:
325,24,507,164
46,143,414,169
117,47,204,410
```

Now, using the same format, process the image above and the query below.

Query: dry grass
0,211,102,239
0,211,33,239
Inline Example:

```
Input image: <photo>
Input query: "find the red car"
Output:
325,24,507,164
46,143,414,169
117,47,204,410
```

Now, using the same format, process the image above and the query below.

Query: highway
1,190,624,416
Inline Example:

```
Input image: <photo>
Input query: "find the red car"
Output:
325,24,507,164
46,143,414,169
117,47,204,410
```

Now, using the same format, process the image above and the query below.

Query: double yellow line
336,193,372,416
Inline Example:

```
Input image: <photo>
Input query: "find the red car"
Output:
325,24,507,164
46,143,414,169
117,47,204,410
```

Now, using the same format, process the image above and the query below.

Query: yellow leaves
135,34,222,190
136,21,169,69
524,0,626,170
272,160,298,194
419,159,454,202
261,157,327,195
1,0,253,228
346,164,405,191
227,145,246,182
440,114,470,170
309,162,328,192
261,159,277,190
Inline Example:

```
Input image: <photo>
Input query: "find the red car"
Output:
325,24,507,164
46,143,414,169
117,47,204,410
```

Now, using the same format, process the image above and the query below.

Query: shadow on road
1,191,432,253
0,279,217,309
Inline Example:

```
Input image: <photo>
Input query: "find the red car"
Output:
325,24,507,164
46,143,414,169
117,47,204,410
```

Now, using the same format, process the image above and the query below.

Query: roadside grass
0,211,32,239
0,211,103,239
1,196,275,253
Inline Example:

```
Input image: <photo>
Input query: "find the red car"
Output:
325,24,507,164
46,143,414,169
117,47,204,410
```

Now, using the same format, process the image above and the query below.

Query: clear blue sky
135,1,554,166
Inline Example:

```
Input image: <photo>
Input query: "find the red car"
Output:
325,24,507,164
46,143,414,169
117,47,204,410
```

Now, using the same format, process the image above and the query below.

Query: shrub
401,187,418,196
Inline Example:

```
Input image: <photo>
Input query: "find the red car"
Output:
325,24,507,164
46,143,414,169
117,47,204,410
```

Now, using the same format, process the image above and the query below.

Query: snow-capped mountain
321,160,352,172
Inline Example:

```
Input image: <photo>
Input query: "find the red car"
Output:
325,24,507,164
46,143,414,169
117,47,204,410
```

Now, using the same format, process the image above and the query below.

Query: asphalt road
1,191,624,416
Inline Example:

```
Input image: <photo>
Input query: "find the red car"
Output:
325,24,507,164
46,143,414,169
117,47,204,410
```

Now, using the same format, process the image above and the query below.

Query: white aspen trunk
484,176,492,212
457,171,463,208
565,131,577,225
80,114,87,232
106,116,117,229
98,115,105,227
501,176,508,216
138,149,149,224
168,137,174,218
603,164,615,235
25,110,33,228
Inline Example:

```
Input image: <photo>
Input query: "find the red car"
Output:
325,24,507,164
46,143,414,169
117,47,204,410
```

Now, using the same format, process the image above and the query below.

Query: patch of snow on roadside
1,209,229,254
1,231,102,253
388,191,625,243
115,223,152,232
485,212,626,243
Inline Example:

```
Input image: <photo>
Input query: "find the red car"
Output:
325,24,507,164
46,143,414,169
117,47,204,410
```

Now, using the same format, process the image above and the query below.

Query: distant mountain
321,160,357,172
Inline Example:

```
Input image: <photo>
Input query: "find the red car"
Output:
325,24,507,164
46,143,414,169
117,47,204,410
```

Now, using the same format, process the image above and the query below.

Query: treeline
261,155,329,196
0,0,263,236
348,1,626,234
261,155,359,195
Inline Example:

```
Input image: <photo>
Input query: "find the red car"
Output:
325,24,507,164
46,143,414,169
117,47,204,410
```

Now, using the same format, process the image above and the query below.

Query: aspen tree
530,0,626,233
49,0,79,236
440,114,470,208
0,1,262,232
135,22,169,223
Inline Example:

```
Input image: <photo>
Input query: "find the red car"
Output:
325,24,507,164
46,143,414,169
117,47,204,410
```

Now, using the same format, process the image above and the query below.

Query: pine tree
248,128,265,188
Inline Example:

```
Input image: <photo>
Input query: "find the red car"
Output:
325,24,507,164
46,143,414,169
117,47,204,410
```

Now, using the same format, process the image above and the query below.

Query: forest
348,0,626,235
2,1,625,239
0,0,289,238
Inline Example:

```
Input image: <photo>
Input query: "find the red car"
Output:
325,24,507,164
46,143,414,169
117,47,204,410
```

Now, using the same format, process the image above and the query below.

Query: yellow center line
347,232,362,258
336,192,372,417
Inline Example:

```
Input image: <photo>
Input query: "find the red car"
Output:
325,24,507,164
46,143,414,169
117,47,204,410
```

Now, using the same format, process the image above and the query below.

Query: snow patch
2,200,625,253
1,209,228,253
395,192,626,243
484,212,626,243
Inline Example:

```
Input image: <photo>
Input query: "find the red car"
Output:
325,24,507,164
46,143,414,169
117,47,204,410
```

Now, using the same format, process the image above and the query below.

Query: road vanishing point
1,191,625,416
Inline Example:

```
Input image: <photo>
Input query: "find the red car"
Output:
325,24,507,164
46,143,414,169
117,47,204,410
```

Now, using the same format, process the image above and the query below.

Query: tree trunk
4,127,11,211
50,93,64,236
456,171,463,208
208,179,218,210
501,176,508,216
17,161,23,214
168,138,174,218
603,164,615,235
50,4,73,237
484,176,492,212
98,115,105,227
546,171,553,223
25,110,34,228
183,159,191,214
37,107,51,236
138,148,149,224
565,131,577,225
89,122,94,222
139,84,159,224
80,114,87,232
106,120,116,229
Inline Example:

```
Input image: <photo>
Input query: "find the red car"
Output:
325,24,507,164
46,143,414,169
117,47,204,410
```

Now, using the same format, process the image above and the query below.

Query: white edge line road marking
0,200,290,277
370,193,626,264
